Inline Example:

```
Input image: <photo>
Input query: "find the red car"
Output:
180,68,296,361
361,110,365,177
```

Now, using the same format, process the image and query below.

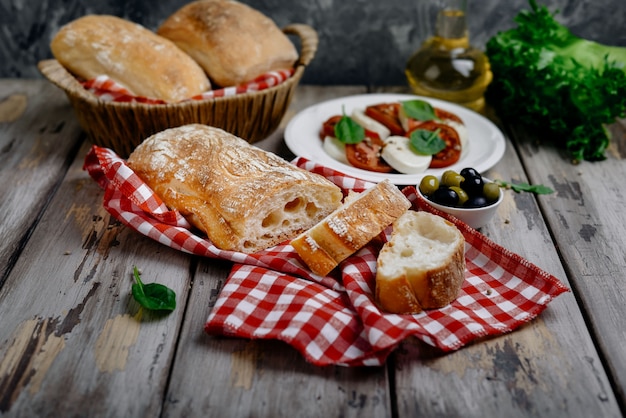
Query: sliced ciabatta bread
127,124,343,253
291,179,411,276
375,211,465,314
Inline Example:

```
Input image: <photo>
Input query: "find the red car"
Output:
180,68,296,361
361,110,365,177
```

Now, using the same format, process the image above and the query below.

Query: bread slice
291,180,411,276
127,124,343,253
375,211,465,314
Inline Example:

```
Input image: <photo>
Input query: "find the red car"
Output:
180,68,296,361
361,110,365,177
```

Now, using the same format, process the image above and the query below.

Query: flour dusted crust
375,211,466,314
50,15,211,102
157,0,298,87
126,124,343,253
291,180,411,276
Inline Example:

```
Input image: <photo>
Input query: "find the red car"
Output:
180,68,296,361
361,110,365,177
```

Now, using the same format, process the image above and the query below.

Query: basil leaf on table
409,128,446,155
401,99,438,121
131,266,176,312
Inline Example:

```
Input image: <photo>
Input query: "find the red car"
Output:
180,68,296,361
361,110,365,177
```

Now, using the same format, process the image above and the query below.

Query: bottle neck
435,8,467,37
432,4,469,49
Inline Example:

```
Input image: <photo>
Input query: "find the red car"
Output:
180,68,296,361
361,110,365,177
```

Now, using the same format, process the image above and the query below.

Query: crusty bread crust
157,0,298,87
127,124,343,253
290,236,338,278
375,276,422,314
375,211,466,314
50,15,211,102
292,180,411,276
411,245,465,309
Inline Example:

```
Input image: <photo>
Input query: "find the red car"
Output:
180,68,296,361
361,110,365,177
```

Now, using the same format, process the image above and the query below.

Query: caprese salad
319,99,468,174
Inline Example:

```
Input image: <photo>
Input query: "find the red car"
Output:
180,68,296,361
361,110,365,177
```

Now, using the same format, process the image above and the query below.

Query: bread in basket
38,23,318,158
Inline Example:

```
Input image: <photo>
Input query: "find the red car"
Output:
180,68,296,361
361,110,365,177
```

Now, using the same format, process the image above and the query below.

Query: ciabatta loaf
50,15,211,102
127,124,343,253
291,180,411,276
376,211,465,314
157,0,298,87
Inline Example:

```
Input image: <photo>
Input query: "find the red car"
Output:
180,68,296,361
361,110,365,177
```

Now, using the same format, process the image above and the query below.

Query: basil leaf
401,100,438,121
495,180,554,195
334,114,365,144
409,128,446,155
132,266,176,312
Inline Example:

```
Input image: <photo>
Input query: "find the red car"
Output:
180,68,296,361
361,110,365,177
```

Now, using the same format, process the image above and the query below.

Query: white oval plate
284,93,506,185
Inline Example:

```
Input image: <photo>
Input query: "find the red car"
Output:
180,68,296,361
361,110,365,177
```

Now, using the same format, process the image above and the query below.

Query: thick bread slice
292,180,411,276
376,211,465,314
157,0,298,87
127,124,343,253
50,15,211,102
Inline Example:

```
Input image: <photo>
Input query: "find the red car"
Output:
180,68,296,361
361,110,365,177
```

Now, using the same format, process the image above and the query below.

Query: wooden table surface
1,79,625,418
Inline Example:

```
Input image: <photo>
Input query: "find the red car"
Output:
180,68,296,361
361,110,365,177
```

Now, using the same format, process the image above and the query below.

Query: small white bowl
417,178,503,229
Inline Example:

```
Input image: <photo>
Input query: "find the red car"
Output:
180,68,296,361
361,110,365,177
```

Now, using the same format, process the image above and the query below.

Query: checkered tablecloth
81,68,294,104
84,145,569,367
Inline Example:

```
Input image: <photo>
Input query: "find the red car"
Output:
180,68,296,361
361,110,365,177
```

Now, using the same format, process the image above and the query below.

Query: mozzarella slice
350,109,390,140
322,135,349,164
381,136,432,174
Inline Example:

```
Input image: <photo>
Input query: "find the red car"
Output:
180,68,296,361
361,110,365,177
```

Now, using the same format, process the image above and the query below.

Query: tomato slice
345,137,393,173
321,115,342,140
322,103,464,172
435,108,464,124
364,103,405,136
410,121,462,168
364,129,381,142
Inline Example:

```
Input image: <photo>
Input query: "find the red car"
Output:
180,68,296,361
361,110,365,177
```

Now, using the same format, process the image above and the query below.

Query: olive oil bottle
405,0,492,112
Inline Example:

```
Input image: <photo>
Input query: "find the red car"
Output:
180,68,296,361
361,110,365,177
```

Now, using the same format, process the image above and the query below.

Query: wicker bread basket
38,24,318,157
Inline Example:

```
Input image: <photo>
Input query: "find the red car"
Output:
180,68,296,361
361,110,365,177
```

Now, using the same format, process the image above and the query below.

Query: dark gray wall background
1,0,625,85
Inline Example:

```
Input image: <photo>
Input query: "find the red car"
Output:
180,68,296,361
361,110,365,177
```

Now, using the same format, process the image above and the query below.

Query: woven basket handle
283,24,318,67
38,59,97,102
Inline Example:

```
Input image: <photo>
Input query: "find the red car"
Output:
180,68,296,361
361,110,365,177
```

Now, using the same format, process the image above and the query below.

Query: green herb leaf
334,113,365,144
409,128,446,155
131,266,176,312
401,100,438,121
495,180,554,195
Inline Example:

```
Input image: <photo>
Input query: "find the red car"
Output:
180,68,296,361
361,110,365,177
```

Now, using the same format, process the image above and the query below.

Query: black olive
465,195,489,208
430,186,459,206
460,167,480,179
460,175,484,196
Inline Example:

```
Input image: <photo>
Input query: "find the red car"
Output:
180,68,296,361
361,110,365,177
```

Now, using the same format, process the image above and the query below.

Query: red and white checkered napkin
81,68,294,104
84,145,569,367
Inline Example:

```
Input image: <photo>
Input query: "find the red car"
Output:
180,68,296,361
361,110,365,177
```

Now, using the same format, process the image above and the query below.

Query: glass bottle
405,0,492,113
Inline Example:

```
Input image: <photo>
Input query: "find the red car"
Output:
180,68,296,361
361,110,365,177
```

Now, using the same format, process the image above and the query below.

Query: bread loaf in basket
38,23,318,157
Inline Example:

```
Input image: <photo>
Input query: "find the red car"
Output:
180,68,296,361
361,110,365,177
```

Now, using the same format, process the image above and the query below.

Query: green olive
419,175,439,196
483,182,501,202
441,170,465,188
449,186,469,206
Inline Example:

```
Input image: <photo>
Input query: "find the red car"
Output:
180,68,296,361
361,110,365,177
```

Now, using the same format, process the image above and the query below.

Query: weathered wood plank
163,258,392,418
393,132,621,418
2,80,623,417
162,86,395,418
0,80,83,286
514,123,626,411
0,140,195,417
367,87,622,417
